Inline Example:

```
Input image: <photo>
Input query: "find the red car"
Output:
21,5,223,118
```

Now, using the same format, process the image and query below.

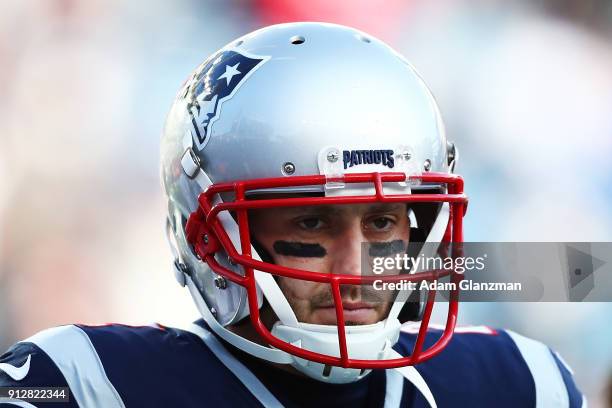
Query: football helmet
161,22,466,386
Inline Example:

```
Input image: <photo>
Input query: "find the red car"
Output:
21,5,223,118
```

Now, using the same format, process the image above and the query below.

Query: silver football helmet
161,22,465,389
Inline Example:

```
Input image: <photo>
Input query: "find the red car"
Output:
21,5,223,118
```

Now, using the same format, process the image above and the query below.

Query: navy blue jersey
0,321,584,407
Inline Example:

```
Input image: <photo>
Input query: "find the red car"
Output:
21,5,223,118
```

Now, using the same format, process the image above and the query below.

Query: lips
317,301,375,310
313,301,378,325
341,301,375,310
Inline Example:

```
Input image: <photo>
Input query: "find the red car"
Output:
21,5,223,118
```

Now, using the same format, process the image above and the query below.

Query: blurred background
1,0,611,405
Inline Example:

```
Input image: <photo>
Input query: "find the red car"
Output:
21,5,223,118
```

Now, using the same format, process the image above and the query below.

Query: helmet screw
283,162,296,175
402,151,412,160
202,234,209,244
210,307,217,317
327,150,339,163
423,159,431,172
214,276,227,290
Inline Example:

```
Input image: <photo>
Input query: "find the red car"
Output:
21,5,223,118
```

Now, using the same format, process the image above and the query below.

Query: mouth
312,301,379,325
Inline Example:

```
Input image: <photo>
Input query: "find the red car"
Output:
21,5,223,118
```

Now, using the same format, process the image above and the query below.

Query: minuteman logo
185,50,269,150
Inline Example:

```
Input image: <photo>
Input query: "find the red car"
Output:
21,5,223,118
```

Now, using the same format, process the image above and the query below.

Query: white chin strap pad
271,319,401,384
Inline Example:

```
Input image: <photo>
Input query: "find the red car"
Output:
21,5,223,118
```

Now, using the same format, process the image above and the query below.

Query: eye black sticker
273,241,327,258
368,240,406,257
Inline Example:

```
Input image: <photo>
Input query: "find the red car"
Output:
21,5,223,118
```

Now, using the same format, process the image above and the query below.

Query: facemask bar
186,171,467,369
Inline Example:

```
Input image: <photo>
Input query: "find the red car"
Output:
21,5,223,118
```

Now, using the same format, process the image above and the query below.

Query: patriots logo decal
185,50,269,150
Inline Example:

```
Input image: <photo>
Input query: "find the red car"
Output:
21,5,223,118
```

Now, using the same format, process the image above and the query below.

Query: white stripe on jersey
506,330,569,408
185,323,284,408
400,323,496,335
22,325,125,408
384,366,404,408
0,398,38,407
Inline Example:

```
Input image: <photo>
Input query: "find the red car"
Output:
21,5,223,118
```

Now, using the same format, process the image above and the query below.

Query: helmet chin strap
185,274,294,365
386,350,437,408
268,302,436,407
271,319,401,384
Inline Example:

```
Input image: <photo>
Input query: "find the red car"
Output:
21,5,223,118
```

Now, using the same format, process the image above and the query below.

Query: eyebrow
283,203,404,215
366,203,404,213
282,205,342,216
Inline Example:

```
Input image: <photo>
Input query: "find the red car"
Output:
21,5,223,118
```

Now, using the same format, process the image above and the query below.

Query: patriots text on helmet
343,149,395,169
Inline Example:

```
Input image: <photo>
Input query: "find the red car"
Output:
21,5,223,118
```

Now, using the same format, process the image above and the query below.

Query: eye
297,217,326,231
365,216,396,232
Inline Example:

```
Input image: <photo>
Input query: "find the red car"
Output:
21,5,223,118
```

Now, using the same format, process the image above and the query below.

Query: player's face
249,203,410,326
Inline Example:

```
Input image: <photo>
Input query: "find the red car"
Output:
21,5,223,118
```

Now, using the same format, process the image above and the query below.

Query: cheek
273,255,330,273
396,219,411,240
278,277,322,300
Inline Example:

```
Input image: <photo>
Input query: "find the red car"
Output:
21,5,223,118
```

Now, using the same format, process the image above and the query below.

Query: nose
329,222,364,276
